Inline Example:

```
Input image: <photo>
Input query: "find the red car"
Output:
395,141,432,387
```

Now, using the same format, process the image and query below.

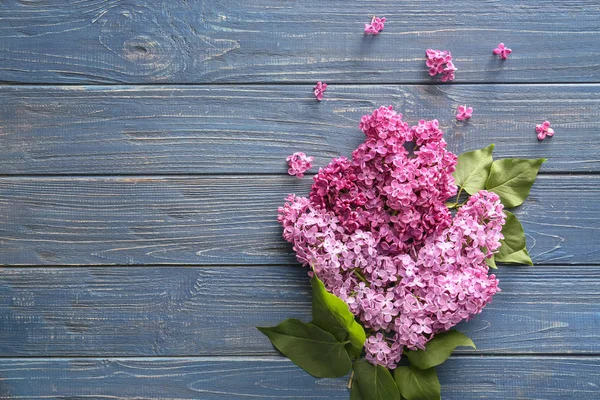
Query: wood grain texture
0,356,597,399
1,1,598,398
1,84,598,174
0,175,596,266
1,1,599,84
0,265,597,357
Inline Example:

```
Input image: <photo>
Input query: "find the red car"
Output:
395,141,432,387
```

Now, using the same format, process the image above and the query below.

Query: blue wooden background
0,0,598,398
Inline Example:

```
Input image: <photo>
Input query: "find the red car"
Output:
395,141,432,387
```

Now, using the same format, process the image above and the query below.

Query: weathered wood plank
1,84,597,174
0,266,597,357
0,175,596,265
0,356,596,399
1,1,599,84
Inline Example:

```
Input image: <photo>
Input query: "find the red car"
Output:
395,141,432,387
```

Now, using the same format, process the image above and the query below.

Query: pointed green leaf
311,276,347,342
406,330,475,370
312,276,366,358
257,318,352,378
496,211,533,266
453,144,495,195
351,360,400,400
498,248,533,266
445,201,456,209
486,256,497,269
499,211,526,250
485,158,546,207
394,366,441,400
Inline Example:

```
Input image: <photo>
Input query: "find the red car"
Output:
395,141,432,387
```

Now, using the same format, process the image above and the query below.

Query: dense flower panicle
286,152,314,178
426,49,456,82
364,16,386,35
365,333,401,369
536,121,554,141
456,105,473,121
278,106,505,369
314,81,327,101
493,43,512,60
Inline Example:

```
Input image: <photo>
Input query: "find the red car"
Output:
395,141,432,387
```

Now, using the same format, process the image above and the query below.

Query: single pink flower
364,16,386,35
536,121,554,141
313,81,327,101
456,105,473,121
287,152,314,178
493,43,512,60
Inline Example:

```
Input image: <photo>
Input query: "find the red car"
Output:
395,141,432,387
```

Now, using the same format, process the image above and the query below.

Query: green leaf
486,256,497,269
485,158,546,207
498,248,533,265
445,201,456,209
351,360,400,400
311,275,366,358
453,144,495,195
257,318,352,378
499,211,526,250
406,330,475,370
394,365,441,400
495,211,533,266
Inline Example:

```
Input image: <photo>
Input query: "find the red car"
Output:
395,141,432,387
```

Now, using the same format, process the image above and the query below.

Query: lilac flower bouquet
259,106,545,400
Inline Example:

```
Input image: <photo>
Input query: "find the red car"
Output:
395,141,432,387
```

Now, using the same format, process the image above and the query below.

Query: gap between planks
0,355,597,360
0,262,598,267
2,82,600,87
0,171,594,178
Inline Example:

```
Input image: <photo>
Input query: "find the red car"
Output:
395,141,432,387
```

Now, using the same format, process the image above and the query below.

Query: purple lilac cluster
426,49,457,82
278,106,505,369
287,152,314,178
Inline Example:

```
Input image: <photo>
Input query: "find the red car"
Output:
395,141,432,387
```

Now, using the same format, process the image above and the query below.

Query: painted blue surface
0,1,599,84
0,1,598,399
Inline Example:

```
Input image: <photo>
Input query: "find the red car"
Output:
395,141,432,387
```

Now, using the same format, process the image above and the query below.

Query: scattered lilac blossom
493,43,512,60
536,121,554,141
426,49,456,82
286,152,314,178
364,16,386,35
278,106,505,368
313,81,327,101
456,105,473,121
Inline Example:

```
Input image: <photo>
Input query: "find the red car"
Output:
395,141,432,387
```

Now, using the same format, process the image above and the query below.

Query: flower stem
353,269,369,284
453,186,464,208
347,370,355,389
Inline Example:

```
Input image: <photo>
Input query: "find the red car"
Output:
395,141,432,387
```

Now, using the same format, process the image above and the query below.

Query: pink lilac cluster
493,43,512,60
456,105,473,121
536,121,554,141
364,16,386,35
287,152,314,178
426,49,457,82
314,81,327,101
278,106,505,369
